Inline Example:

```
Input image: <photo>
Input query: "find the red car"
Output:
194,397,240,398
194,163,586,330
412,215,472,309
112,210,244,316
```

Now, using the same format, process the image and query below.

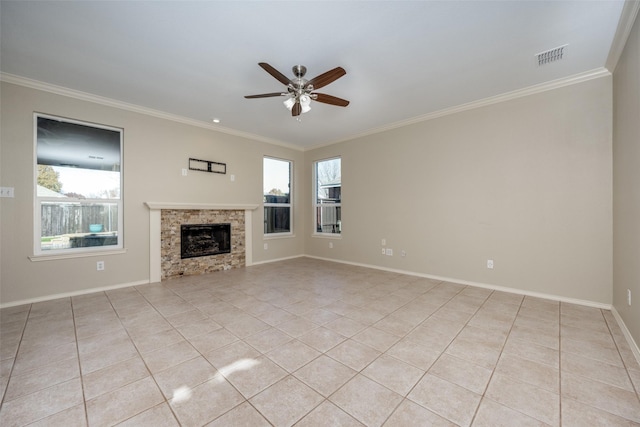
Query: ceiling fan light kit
298,94,312,113
245,63,350,118
283,96,296,110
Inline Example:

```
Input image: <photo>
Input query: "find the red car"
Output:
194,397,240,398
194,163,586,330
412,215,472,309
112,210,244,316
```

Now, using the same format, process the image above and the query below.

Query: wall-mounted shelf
189,158,226,174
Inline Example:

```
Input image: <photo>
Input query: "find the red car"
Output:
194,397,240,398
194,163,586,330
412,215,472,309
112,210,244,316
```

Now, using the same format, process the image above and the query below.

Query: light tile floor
1,258,640,426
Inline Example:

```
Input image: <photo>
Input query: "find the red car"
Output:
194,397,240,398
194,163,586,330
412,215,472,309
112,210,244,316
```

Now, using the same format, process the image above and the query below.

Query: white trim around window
313,157,342,237
263,156,293,237
33,113,124,257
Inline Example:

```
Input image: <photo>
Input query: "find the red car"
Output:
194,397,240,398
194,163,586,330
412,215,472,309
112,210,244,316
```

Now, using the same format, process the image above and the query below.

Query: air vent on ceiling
536,44,568,66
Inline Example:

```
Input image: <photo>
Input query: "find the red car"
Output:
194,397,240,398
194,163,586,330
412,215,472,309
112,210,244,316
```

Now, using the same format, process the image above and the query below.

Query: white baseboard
249,254,305,266
0,280,150,309
611,306,640,367
305,255,640,365
0,254,305,308
0,255,616,321
303,255,611,309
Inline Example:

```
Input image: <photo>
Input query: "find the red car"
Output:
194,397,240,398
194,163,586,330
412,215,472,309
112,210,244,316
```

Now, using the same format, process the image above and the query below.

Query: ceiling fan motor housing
292,65,307,78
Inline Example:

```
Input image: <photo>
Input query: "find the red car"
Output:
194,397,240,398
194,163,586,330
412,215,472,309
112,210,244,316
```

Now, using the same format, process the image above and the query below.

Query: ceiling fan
245,63,349,117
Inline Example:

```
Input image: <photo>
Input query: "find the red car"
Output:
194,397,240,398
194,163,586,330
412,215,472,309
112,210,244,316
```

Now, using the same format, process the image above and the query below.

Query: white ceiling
0,1,628,150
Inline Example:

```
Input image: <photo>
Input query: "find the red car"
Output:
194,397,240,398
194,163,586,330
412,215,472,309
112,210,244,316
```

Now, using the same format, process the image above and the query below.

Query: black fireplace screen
181,223,231,259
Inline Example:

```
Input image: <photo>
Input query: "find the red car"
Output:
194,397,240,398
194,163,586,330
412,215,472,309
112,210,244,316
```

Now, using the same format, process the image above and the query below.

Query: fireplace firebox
181,223,231,259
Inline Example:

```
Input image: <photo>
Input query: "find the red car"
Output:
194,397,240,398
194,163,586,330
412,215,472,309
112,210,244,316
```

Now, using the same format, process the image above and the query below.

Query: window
263,157,292,235
35,114,123,255
314,157,341,234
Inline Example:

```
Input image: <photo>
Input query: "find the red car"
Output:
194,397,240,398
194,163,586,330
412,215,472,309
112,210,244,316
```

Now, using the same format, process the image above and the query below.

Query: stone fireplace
145,203,258,282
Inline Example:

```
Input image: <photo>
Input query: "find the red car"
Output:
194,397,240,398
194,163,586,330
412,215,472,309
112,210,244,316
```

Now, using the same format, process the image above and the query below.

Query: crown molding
0,72,304,152
306,67,611,151
606,0,640,72
2,68,611,154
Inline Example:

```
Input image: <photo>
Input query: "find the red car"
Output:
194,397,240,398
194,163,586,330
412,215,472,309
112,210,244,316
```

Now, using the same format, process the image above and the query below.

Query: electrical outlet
96,261,104,271
386,248,393,256
263,243,268,250
628,289,632,306
401,250,406,257
0,187,15,198
487,259,494,269
181,168,188,176
230,174,235,182
382,248,386,255
381,238,386,246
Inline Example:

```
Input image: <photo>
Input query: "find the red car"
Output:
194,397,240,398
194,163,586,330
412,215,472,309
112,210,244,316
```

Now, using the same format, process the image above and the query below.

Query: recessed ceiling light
212,118,220,123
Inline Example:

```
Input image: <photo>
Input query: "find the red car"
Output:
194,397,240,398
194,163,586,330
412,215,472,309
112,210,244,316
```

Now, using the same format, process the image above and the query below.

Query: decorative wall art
189,158,226,174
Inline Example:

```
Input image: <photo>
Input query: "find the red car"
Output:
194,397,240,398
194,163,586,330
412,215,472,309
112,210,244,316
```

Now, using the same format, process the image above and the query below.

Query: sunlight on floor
171,358,262,404
170,385,192,404
216,358,261,379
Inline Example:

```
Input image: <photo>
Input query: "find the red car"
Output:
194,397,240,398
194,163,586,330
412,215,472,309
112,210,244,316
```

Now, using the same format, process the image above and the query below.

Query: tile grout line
231,280,343,426
69,296,91,427
256,278,451,426
106,285,185,426
0,304,32,412
558,301,563,427
135,279,284,426
6,261,638,426
6,299,85,426
601,307,640,405
561,306,640,424
376,282,472,426
218,275,359,427
465,291,526,426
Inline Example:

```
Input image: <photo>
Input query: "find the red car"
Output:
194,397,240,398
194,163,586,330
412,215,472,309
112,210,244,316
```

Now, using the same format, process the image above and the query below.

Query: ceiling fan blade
292,102,302,117
244,92,286,99
258,62,292,86
313,93,350,107
306,67,346,90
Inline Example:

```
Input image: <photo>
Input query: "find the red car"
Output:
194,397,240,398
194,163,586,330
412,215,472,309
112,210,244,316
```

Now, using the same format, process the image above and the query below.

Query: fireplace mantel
145,202,259,282
145,202,259,211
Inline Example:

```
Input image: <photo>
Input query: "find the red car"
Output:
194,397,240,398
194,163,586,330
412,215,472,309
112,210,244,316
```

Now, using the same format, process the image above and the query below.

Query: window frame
263,156,293,237
313,156,342,237
33,113,124,257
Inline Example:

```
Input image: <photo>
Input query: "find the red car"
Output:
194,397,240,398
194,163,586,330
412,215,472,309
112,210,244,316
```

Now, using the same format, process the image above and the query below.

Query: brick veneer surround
145,203,258,283
161,209,245,280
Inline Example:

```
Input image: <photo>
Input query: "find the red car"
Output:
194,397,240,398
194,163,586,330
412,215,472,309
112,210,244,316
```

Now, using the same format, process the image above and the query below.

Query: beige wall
306,77,613,305
0,74,617,310
613,13,640,347
0,82,304,304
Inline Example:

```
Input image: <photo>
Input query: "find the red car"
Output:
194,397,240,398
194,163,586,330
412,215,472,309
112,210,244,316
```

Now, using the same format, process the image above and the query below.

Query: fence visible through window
35,114,123,254
315,157,341,235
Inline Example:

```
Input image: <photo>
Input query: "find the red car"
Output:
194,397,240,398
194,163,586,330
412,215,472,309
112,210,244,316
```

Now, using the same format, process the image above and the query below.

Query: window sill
264,233,296,240
29,248,127,262
312,233,342,239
